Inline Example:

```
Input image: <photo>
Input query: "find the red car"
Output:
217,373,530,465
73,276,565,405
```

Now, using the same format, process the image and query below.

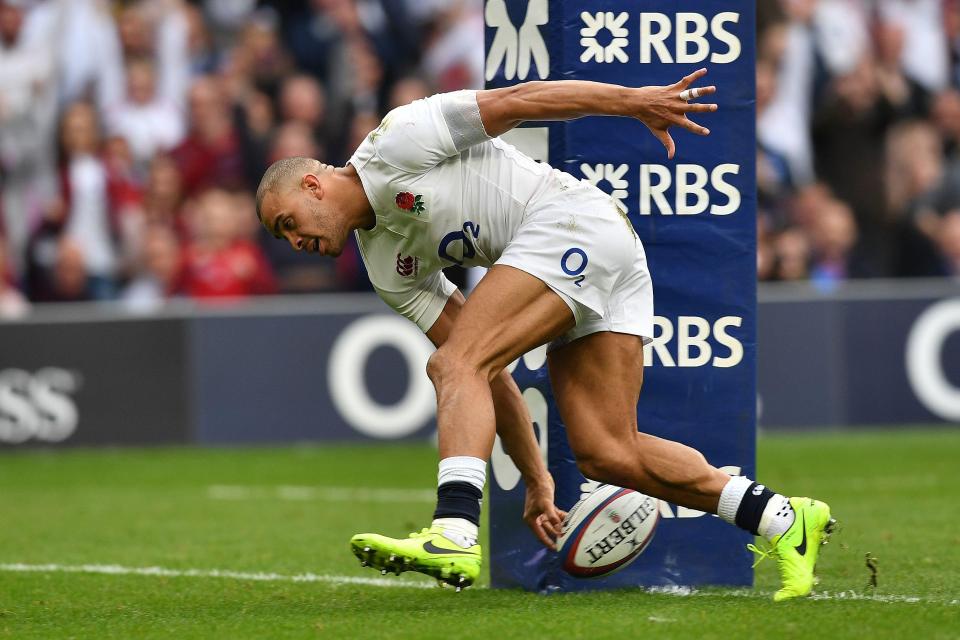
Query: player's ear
302,173,324,200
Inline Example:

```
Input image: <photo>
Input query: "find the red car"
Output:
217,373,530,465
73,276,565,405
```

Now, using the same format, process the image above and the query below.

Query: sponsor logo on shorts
561,247,588,287
396,253,420,277
395,191,425,215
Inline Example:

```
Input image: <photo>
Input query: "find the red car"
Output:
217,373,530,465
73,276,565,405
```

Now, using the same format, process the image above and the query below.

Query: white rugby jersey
348,90,595,332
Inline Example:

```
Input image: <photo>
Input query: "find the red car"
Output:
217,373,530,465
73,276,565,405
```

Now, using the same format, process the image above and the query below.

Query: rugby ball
557,484,659,578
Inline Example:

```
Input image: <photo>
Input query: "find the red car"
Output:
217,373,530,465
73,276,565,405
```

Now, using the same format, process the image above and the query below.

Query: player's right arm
477,68,718,159
426,291,564,547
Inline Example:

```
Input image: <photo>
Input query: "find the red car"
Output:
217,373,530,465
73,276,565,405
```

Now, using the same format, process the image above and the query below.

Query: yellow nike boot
350,526,482,591
750,497,836,602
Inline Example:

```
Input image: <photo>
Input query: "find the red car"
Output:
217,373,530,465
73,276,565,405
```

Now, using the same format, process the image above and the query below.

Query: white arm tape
439,90,492,152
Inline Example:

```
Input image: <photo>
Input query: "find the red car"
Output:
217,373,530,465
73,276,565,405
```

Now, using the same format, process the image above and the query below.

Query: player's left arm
476,68,718,159
426,290,565,547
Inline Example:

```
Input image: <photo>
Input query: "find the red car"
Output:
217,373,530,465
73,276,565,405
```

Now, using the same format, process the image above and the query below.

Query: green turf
1,429,958,639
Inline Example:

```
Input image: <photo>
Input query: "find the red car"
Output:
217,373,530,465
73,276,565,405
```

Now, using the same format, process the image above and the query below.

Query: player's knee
427,345,497,387
573,448,623,486
426,346,473,386
426,348,451,386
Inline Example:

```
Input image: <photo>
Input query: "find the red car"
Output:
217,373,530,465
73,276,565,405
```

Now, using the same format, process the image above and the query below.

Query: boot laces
747,542,778,569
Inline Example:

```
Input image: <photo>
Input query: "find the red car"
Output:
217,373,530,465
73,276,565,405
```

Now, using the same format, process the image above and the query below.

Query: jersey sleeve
373,270,457,333
373,91,491,174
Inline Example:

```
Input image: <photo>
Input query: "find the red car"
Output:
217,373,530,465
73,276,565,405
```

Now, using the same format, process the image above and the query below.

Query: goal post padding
485,0,757,591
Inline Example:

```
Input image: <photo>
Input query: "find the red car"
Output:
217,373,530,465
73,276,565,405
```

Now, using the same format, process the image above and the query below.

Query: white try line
646,585,958,606
2,563,954,605
0,563,435,589
206,485,435,503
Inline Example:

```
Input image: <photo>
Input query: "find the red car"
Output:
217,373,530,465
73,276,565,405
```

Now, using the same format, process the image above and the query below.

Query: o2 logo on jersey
438,221,481,266
561,247,588,287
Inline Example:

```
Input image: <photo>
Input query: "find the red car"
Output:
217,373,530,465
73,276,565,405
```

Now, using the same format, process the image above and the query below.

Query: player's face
263,170,348,257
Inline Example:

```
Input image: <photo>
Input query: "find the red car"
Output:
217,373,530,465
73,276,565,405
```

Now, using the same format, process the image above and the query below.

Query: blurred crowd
0,0,482,315
3,1,959,319
758,0,960,285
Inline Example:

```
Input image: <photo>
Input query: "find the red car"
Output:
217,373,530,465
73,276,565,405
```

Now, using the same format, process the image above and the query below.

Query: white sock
437,455,486,492
758,495,795,540
717,475,752,525
432,456,486,547
431,517,478,547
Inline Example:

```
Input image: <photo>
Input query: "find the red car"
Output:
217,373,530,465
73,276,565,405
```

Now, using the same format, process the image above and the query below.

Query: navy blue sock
433,481,482,526
735,482,775,535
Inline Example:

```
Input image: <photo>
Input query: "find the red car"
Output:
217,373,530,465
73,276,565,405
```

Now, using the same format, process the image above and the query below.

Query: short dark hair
255,156,318,221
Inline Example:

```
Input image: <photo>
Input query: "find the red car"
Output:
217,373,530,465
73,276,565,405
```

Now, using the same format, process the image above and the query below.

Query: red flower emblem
395,191,425,214
395,192,415,210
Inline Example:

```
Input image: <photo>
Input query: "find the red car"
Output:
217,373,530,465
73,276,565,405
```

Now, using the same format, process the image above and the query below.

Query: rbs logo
639,12,741,64
644,316,743,368
0,368,80,444
639,164,740,216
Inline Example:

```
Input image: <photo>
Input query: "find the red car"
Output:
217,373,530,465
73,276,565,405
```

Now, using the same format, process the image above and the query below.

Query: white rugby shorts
495,183,654,349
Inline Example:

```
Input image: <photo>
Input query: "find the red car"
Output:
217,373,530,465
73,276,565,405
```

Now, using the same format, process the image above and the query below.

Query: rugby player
255,69,835,601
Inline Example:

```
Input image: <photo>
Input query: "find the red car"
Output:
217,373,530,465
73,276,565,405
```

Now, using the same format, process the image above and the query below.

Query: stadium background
1,0,959,638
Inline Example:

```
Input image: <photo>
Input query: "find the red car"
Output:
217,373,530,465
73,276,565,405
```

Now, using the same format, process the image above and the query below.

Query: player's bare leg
427,265,574,460
548,332,729,511
548,331,835,600
350,265,574,589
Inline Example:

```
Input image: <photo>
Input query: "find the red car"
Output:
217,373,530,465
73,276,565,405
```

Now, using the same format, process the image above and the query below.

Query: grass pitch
1,429,958,639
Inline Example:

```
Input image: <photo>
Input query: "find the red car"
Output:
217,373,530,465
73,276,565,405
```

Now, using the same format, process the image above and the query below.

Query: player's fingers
532,515,555,548
545,511,563,537
695,84,717,97
683,102,718,113
680,116,710,136
677,86,716,103
653,129,676,159
676,67,708,89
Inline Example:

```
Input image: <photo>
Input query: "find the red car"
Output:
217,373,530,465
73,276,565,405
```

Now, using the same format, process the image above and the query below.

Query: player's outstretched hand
522,477,567,548
633,67,718,159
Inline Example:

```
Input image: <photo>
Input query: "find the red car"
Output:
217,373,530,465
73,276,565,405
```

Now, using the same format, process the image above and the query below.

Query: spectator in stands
143,154,186,228
106,57,186,169
182,4,218,76
931,89,960,158
808,200,864,286
757,223,776,282
0,234,28,318
345,111,380,159
772,228,810,282
228,7,293,100
59,102,118,299
812,55,899,260
388,75,431,110
123,223,183,311
420,0,484,92
279,74,328,153
181,188,276,298
50,237,91,303
938,211,960,275
172,76,246,195
22,0,124,113
23,196,66,302
103,134,146,276
885,120,957,275
0,0,57,277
